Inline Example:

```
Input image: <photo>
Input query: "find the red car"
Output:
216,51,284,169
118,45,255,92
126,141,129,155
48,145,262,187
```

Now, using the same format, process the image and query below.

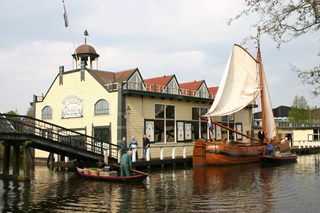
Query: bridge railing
0,114,120,160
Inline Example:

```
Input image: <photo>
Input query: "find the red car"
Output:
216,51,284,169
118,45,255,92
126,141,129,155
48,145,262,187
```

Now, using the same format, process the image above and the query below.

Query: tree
288,95,311,122
5,110,18,116
291,64,320,96
26,107,33,117
4,111,20,122
229,0,320,95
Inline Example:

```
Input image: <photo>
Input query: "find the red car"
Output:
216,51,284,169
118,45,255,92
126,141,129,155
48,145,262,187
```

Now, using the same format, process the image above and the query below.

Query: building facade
33,43,254,158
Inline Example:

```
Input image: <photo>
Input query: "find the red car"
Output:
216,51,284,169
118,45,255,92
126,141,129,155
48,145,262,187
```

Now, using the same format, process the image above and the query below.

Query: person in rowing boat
266,142,274,156
121,151,133,176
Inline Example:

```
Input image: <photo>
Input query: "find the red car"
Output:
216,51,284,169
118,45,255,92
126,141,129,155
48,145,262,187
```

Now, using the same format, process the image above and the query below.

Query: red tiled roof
180,80,204,91
88,68,218,98
208,86,219,98
144,75,174,86
208,86,218,93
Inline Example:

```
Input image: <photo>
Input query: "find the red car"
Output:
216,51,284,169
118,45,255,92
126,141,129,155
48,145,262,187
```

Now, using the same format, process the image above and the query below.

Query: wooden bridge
0,113,119,180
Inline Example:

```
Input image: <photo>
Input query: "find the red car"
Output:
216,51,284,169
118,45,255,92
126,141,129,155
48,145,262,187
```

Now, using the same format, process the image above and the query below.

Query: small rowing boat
75,166,148,183
260,153,298,165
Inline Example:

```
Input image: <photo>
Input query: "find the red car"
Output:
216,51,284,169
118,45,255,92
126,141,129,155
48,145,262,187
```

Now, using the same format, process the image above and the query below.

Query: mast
257,29,267,143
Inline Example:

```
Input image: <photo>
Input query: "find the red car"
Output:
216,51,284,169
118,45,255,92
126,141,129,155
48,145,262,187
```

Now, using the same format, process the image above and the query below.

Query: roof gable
166,76,180,94
125,69,145,91
196,82,210,98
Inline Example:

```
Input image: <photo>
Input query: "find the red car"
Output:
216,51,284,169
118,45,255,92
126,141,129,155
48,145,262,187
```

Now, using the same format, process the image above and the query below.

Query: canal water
1,154,320,213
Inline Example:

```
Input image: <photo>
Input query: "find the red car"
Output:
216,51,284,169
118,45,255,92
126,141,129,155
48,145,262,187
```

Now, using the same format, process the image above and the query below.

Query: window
155,104,175,143
222,114,234,122
314,129,320,141
192,107,208,140
155,104,164,118
94,99,109,115
42,106,52,119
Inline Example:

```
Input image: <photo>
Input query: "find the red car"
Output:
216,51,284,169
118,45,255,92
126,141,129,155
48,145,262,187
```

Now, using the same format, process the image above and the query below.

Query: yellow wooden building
33,43,254,159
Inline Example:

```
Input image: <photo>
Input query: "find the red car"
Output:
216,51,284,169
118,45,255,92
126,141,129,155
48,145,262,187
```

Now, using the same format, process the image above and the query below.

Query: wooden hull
193,139,265,166
260,155,298,164
75,167,147,183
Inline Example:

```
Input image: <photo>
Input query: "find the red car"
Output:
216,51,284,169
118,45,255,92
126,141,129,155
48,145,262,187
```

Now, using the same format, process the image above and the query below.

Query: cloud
0,41,71,113
0,0,319,114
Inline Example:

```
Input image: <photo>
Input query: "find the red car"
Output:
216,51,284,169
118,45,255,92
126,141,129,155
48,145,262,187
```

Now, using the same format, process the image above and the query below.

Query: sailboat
193,42,277,166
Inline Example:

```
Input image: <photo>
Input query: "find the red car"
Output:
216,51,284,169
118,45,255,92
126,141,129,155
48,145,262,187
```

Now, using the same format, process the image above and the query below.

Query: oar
113,164,151,176
129,168,151,176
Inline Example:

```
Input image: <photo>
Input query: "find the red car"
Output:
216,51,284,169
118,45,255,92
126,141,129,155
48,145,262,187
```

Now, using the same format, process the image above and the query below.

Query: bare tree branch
229,0,320,96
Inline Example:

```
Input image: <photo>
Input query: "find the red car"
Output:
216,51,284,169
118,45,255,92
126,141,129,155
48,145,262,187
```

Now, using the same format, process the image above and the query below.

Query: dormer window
127,72,145,91
196,84,209,98
166,79,180,95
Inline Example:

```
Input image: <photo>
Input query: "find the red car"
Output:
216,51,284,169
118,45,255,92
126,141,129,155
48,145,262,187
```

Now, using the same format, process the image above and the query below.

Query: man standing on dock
120,136,127,156
143,134,150,160
120,151,132,176
129,136,138,160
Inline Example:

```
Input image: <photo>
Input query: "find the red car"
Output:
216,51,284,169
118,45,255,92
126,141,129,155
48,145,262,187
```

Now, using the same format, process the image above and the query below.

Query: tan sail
207,44,261,117
261,67,277,141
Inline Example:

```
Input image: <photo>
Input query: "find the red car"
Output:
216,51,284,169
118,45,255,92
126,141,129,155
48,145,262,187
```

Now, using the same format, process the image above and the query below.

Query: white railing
292,140,320,149
117,144,194,163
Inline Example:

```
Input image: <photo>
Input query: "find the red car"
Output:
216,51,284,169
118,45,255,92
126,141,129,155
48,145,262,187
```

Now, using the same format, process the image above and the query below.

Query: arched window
42,106,52,119
95,99,109,115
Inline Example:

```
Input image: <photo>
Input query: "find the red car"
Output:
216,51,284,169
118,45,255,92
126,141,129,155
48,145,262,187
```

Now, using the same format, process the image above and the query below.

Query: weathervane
84,30,89,44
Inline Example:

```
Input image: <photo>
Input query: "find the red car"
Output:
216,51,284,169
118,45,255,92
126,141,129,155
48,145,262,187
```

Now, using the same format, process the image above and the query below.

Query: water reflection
193,164,265,212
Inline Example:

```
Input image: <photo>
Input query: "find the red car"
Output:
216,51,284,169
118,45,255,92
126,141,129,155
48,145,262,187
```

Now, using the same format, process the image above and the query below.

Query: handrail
121,82,215,99
292,140,320,149
0,114,120,160
117,143,194,163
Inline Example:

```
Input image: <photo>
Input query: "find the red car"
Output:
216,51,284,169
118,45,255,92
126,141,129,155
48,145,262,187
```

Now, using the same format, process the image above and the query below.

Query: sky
1,0,319,115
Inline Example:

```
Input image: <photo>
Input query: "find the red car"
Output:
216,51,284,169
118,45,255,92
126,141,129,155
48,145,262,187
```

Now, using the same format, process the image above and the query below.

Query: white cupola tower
72,30,99,70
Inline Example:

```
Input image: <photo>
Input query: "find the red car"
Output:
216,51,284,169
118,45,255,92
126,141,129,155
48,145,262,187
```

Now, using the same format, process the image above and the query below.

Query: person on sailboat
266,142,274,156
258,129,265,145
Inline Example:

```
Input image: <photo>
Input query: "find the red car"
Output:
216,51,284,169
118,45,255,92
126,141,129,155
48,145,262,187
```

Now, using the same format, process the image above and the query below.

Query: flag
208,116,214,135
62,1,69,28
